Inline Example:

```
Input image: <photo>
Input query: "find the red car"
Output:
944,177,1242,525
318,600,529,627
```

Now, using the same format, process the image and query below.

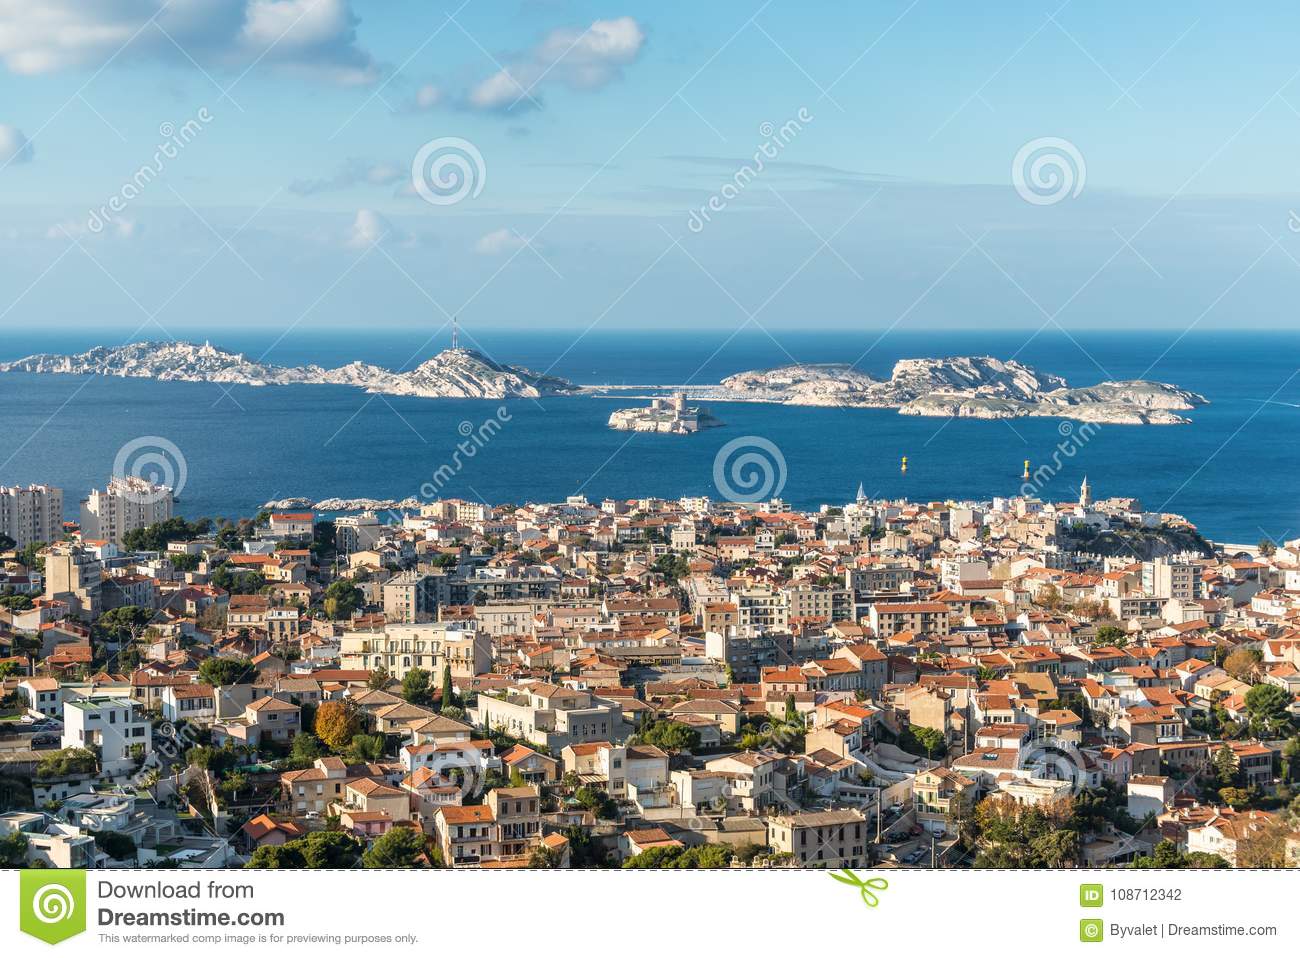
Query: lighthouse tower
1079,475,1092,507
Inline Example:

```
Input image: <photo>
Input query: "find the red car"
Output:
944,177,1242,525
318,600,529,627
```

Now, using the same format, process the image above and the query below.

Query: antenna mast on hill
451,315,459,350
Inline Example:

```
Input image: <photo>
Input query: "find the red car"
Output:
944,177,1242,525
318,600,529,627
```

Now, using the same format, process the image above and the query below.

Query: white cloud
466,16,645,112
0,122,31,164
413,83,441,110
0,0,378,84
473,228,527,256
346,208,394,248
290,158,403,195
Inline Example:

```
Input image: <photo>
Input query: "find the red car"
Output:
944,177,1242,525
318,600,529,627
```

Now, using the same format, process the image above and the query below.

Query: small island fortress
0,342,1209,424
607,393,722,433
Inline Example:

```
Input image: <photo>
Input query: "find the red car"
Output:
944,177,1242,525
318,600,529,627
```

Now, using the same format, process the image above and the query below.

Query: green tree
1219,787,1254,809
362,826,434,868
122,517,212,553
784,693,798,724
0,532,15,553
210,564,265,595
246,844,308,869
35,748,98,779
170,552,201,572
1212,745,1239,787
198,656,254,686
1095,625,1127,646
92,831,137,862
299,831,364,868
636,720,700,754
528,844,562,869
651,553,690,582
311,521,336,557
97,606,153,644
324,580,362,620
1244,683,1292,737
622,845,733,868
1130,840,1229,869
908,725,947,760
16,541,47,572
401,668,433,707
367,666,392,691
345,733,385,764
1029,828,1079,867
1282,736,1300,782
289,732,326,765
439,663,456,709
574,786,618,820
0,830,29,866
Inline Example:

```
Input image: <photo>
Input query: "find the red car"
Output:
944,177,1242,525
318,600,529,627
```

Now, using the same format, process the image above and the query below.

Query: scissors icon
829,869,889,907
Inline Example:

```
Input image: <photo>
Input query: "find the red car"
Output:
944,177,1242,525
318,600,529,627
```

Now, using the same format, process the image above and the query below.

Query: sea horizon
1,328,1294,542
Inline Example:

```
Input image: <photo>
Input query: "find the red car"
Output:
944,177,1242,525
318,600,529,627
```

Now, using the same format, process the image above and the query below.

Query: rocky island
0,341,580,400
670,356,1208,425
607,394,723,434
0,343,1207,424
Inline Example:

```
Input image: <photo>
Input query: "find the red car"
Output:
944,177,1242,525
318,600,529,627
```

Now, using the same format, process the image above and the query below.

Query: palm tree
139,768,161,803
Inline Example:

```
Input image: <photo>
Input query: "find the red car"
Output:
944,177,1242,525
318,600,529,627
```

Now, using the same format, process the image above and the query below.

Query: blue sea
0,328,1296,542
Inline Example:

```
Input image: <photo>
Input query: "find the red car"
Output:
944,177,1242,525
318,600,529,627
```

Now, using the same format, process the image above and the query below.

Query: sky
3,0,1300,338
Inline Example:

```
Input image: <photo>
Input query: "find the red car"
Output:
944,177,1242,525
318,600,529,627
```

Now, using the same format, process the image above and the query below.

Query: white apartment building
732,587,789,633
61,696,152,777
0,484,63,549
80,476,173,546
474,683,621,751
383,570,438,623
1142,559,1196,600
340,622,490,680
335,512,383,554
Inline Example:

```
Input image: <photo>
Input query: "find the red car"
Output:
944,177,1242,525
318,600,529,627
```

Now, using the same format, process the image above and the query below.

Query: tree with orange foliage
315,698,360,752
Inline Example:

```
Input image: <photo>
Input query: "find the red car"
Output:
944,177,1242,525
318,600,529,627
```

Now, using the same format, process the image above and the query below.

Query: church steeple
1079,475,1092,507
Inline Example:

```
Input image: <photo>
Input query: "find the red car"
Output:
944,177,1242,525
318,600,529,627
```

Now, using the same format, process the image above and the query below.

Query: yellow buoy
1022,459,1030,480
901,456,908,474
